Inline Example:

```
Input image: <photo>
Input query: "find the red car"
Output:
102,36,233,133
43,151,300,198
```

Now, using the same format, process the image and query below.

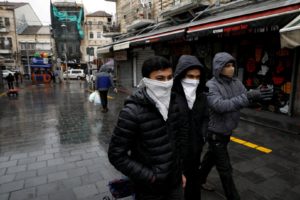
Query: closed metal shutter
117,60,132,89
134,47,155,86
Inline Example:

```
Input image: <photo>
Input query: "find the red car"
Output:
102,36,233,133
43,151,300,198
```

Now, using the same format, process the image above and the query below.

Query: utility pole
26,42,31,80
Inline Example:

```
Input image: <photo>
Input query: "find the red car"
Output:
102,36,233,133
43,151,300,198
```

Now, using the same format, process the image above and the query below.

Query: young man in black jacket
172,55,209,200
108,56,186,200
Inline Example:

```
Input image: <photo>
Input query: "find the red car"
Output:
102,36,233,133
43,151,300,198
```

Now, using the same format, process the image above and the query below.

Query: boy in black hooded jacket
172,55,209,200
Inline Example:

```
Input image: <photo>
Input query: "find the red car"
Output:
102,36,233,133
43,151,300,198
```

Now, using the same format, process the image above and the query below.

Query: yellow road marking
0,92,6,97
230,136,272,154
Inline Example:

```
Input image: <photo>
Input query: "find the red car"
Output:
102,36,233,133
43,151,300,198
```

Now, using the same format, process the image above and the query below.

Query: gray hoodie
206,52,249,135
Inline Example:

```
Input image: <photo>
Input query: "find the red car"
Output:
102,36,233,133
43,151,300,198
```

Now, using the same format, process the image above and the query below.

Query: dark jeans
8,82,14,89
135,185,184,200
184,164,201,200
199,132,240,200
99,90,108,109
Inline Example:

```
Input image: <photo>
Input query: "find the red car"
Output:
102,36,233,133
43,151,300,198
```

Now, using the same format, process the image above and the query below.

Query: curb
240,117,300,135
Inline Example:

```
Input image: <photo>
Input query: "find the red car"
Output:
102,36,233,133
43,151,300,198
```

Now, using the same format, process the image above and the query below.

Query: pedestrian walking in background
95,67,117,113
199,52,261,200
108,56,187,200
172,55,209,200
6,73,14,89
14,71,19,86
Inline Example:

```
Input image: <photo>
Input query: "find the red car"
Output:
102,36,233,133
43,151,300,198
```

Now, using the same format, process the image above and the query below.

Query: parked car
63,69,85,80
2,69,16,78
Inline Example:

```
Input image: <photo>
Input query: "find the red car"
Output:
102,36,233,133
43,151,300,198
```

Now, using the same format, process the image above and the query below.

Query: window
21,43,26,50
88,21,92,28
89,32,94,39
0,18,4,28
97,32,101,38
86,47,94,55
5,18,10,26
107,17,112,25
97,21,103,28
6,38,12,48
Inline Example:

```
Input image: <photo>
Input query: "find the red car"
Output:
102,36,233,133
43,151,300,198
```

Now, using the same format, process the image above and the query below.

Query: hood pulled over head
212,52,236,79
174,55,206,91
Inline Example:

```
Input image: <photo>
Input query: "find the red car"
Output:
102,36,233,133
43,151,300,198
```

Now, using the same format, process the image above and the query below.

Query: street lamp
61,23,69,83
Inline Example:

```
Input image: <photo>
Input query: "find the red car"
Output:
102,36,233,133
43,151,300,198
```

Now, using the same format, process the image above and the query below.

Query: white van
63,69,85,80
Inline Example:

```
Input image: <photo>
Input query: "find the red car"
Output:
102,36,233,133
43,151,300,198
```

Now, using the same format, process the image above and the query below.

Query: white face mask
139,78,174,121
181,78,199,109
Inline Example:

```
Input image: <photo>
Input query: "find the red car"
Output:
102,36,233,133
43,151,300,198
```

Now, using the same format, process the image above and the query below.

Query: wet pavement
0,81,300,200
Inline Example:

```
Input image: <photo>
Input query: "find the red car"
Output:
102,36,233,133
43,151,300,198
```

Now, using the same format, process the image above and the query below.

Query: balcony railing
0,49,12,54
102,24,121,37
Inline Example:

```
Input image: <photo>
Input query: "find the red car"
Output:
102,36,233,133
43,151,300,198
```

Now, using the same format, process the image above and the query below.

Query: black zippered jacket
108,87,185,193
172,55,209,172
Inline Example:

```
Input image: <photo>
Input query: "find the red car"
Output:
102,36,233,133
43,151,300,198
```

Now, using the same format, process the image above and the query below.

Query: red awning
130,29,185,46
187,3,300,37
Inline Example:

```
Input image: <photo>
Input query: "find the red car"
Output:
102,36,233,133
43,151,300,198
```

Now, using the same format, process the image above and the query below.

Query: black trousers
184,161,201,200
99,90,108,109
199,132,240,200
8,82,14,89
135,184,184,200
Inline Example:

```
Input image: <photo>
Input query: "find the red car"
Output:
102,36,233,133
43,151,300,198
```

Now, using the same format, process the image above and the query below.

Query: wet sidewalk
0,81,300,200
241,108,300,135
0,81,128,200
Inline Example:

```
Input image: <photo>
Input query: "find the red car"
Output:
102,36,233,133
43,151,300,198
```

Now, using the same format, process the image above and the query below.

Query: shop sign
213,24,248,34
114,51,127,61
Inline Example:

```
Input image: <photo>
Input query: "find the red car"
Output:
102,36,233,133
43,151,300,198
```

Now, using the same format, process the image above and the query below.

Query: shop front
186,0,300,116
26,52,53,84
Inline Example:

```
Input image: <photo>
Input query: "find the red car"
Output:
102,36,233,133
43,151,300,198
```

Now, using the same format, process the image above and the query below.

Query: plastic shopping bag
88,91,96,103
94,91,101,105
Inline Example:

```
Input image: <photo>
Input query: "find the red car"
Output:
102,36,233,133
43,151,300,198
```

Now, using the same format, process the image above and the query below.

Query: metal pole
88,47,91,89
26,42,31,80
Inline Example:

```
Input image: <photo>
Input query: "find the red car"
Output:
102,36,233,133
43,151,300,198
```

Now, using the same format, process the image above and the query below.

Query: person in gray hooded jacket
199,52,260,200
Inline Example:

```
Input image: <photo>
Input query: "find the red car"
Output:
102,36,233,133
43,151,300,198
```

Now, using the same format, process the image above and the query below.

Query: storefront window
239,34,292,114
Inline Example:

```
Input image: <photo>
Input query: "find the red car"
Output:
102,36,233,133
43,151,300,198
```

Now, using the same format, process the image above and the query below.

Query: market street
0,81,299,200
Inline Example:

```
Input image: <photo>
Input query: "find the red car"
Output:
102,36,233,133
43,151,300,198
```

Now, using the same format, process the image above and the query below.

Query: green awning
280,14,300,49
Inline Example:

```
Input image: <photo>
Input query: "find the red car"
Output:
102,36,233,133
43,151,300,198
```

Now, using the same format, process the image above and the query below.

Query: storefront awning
280,14,300,48
97,46,112,54
187,1,300,38
113,41,130,51
130,28,186,47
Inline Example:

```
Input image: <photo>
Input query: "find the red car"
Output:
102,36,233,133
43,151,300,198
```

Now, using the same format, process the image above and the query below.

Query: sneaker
201,183,215,191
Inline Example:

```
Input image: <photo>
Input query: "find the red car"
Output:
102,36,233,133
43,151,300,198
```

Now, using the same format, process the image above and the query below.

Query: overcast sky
1,0,116,25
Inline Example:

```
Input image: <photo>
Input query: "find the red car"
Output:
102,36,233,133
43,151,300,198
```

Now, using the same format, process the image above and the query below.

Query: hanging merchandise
34,52,41,58
246,58,256,73
261,52,269,64
281,82,292,94
257,65,269,76
255,47,263,62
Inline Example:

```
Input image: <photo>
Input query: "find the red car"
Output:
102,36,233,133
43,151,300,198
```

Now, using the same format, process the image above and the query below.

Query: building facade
0,3,19,70
51,1,84,68
82,11,114,68
0,2,43,72
18,26,53,79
